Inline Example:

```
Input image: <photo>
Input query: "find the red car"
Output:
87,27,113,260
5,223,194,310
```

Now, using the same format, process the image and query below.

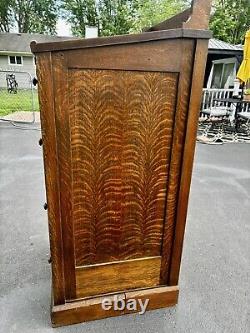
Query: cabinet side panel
69,69,178,266
52,53,76,300
169,39,209,285
160,39,195,284
36,53,65,305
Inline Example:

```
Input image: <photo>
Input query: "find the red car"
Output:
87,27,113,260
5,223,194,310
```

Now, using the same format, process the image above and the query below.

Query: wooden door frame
56,38,194,302
36,36,209,305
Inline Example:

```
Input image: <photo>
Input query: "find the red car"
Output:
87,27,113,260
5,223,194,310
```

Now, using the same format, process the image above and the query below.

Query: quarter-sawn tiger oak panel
69,69,178,266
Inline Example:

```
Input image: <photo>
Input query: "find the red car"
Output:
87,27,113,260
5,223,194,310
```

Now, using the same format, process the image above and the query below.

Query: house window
207,58,237,89
8,55,23,66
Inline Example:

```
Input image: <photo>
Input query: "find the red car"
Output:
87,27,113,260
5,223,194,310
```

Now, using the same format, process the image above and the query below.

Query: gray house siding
0,32,78,90
0,54,36,89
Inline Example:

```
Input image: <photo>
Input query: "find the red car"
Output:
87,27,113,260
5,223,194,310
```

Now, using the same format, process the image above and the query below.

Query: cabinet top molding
31,0,212,54
146,0,213,32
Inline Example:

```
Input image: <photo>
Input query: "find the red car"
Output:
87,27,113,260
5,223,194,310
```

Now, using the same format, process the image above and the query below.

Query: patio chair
200,105,236,133
201,105,233,120
237,111,250,134
238,111,250,121
199,103,236,141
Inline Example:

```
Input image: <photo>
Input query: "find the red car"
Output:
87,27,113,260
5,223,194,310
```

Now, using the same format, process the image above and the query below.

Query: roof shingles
209,38,243,51
0,33,243,55
0,32,77,54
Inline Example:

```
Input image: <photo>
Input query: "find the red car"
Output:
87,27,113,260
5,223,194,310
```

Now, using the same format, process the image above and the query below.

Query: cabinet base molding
51,285,179,327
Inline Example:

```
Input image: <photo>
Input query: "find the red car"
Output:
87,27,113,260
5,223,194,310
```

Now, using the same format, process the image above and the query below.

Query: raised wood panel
66,40,182,72
68,69,178,266
75,257,161,298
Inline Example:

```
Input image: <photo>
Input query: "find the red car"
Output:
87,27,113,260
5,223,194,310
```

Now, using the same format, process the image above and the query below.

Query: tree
0,0,13,32
98,0,139,36
61,0,139,37
210,0,250,45
97,0,189,36
132,0,189,32
62,0,189,37
62,0,98,37
0,0,58,34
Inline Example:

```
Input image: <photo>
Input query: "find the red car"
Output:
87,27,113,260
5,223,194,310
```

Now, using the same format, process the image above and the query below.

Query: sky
56,18,72,36
10,19,98,38
10,18,72,37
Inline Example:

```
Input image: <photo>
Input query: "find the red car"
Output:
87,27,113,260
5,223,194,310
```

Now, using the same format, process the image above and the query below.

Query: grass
0,89,39,116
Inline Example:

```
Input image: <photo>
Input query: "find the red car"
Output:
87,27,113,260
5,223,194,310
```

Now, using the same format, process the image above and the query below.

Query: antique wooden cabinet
31,0,212,327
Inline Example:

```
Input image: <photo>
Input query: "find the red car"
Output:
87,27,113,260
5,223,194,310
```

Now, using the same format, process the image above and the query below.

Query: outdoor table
214,97,250,130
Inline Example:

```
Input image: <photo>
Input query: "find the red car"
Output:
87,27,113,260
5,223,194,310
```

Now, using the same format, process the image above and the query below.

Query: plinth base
51,285,179,327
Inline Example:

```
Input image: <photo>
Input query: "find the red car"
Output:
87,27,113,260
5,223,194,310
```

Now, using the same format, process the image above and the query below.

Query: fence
0,70,39,123
1,73,250,123
201,88,250,114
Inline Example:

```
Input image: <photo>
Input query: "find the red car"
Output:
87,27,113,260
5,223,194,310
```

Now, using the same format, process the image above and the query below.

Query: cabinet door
70,69,177,298
48,40,195,301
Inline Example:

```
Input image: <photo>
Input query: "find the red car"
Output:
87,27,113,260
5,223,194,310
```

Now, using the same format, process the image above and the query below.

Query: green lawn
0,89,39,116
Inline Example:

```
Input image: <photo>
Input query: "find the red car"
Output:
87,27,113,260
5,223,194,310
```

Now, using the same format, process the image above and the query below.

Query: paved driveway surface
0,123,249,333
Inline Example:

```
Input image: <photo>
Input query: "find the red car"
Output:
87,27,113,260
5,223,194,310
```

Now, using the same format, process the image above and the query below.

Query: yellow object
237,30,250,84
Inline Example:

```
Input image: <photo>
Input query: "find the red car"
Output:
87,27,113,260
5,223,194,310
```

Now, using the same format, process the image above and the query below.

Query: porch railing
201,88,250,115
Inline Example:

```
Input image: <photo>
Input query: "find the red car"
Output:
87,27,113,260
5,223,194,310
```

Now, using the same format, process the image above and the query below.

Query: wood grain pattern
75,257,161,298
52,52,76,299
67,40,182,73
51,286,179,327
168,39,210,285
36,53,65,305
52,292,126,327
160,40,195,284
30,28,211,54
33,1,211,325
124,285,179,312
69,69,178,266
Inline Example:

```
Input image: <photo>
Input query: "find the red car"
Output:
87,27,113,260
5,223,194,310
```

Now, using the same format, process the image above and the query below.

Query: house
205,38,243,89
145,18,243,90
0,32,243,91
0,33,76,88
146,16,245,116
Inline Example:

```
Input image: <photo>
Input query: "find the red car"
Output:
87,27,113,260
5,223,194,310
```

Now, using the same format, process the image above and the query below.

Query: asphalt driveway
0,122,249,333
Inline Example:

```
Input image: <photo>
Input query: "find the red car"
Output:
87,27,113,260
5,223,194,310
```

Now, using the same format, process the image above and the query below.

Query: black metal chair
6,74,18,94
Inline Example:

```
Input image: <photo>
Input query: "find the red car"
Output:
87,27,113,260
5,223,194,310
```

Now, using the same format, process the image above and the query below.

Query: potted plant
244,79,250,101
244,88,250,101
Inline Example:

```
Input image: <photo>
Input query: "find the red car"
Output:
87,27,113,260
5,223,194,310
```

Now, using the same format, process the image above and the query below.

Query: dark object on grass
6,74,18,94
